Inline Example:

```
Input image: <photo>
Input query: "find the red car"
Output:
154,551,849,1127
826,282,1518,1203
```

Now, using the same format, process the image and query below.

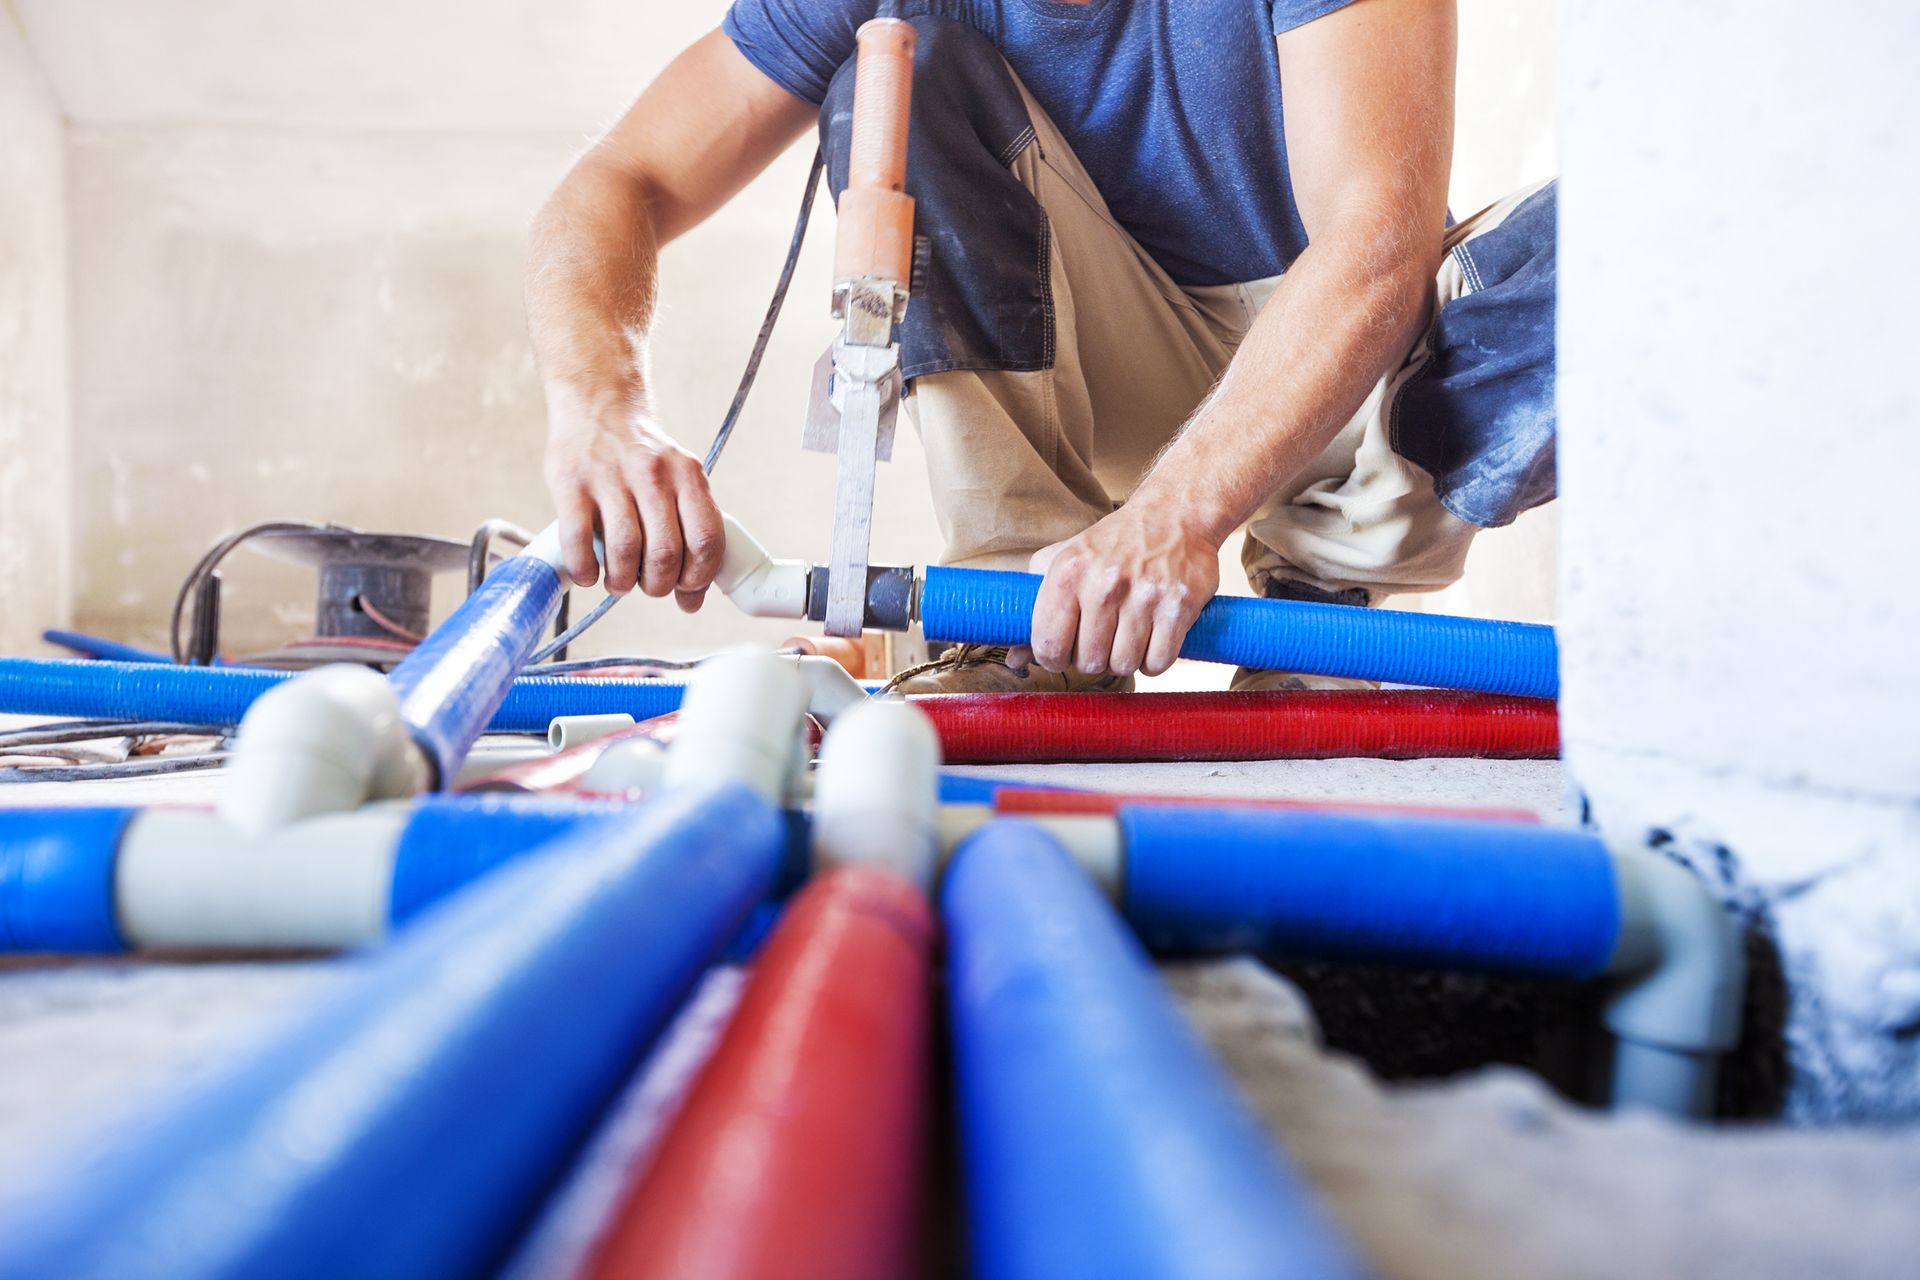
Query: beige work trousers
905,78,1546,602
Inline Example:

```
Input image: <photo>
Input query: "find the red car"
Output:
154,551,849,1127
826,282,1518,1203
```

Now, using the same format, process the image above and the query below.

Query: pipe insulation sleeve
920,690,1558,763
0,782,786,1280
994,788,1543,825
386,554,565,785
0,658,686,733
586,865,934,1280
944,821,1371,1280
0,807,134,952
919,566,1559,697
1120,808,1622,977
387,794,625,928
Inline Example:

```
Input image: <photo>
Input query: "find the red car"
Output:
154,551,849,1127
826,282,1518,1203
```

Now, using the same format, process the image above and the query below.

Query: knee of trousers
819,15,1053,381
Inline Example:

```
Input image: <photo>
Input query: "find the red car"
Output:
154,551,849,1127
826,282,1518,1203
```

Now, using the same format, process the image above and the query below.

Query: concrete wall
1560,0,1920,1121
0,4,70,653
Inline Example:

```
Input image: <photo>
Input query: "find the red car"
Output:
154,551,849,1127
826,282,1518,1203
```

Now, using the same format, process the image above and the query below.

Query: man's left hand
1019,502,1221,679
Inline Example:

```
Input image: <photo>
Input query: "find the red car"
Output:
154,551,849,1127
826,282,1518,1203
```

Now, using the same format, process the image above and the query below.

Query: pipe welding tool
805,16,920,637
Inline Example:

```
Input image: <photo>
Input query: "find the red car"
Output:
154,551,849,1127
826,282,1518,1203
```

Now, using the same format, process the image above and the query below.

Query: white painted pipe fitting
715,515,811,619
793,653,868,724
1603,850,1748,1117
662,648,810,804
217,664,429,836
547,714,637,752
933,806,1123,898
578,737,669,794
519,521,569,572
813,698,941,888
117,807,410,950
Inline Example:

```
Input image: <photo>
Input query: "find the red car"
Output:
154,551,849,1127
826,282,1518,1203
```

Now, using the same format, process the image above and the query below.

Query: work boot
1228,667,1380,693
1230,579,1380,693
885,644,1136,696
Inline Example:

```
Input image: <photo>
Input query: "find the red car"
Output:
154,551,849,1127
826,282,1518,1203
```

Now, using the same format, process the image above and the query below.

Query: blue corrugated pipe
0,782,784,1280
0,657,686,732
919,565,1559,698
1121,806,1622,977
386,555,565,784
945,821,1372,1280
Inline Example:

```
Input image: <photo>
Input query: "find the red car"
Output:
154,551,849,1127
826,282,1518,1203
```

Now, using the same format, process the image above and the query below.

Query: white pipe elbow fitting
715,515,811,619
813,698,942,888
579,737,668,794
662,648,811,804
1603,850,1747,1115
217,664,429,836
794,653,868,723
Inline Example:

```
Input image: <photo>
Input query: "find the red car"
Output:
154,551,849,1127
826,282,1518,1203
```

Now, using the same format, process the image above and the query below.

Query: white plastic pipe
812,698,942,888
548,714,637,751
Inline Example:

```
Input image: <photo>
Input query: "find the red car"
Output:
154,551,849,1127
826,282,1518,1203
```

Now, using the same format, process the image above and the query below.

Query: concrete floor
0,749,1914,1278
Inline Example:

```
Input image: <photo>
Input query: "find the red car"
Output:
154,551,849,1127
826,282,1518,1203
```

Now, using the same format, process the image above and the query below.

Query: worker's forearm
1133,225,1436,544
525,162,663,421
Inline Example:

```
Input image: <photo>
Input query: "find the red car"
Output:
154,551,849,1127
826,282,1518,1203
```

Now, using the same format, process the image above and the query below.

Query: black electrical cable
702,150,826,475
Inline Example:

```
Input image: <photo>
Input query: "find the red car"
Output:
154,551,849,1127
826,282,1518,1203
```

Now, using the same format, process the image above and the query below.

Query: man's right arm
526,29,815,605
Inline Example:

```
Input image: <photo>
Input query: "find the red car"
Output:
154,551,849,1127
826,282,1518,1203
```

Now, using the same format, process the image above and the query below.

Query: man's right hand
542,387,726,614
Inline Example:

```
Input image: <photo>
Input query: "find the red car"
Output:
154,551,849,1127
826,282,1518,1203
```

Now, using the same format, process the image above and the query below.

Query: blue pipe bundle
0,782,785,1280
1120,807,1622,977
0,658,686,734
919,565,1559,698
945,821,1371,1280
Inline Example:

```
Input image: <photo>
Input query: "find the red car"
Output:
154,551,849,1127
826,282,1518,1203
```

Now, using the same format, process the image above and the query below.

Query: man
527,0,1555,693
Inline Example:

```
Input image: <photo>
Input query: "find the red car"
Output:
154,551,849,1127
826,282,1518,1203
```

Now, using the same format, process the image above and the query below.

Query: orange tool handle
834,18,917,286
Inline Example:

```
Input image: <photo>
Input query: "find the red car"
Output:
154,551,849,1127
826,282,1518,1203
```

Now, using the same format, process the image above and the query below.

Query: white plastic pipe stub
812,698,942,889
547,714,637,751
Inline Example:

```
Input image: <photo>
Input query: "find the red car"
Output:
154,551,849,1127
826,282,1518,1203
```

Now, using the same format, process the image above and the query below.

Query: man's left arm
1024,0,1457,677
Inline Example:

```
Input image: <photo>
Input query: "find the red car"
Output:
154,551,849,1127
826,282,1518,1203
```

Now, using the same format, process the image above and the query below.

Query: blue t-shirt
722,0,1359,287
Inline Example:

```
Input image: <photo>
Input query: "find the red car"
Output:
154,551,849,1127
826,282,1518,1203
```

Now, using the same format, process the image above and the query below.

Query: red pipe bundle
916,690,1558,764
584,865,933,1280
992,788,1541,825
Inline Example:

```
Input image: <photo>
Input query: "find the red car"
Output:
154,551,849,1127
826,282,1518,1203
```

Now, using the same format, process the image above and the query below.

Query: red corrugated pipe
582,864,933,1280
916,690,1558,764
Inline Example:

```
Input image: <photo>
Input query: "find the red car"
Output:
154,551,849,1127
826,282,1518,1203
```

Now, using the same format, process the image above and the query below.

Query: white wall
0,4,70,653
1560,0,1920,1121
